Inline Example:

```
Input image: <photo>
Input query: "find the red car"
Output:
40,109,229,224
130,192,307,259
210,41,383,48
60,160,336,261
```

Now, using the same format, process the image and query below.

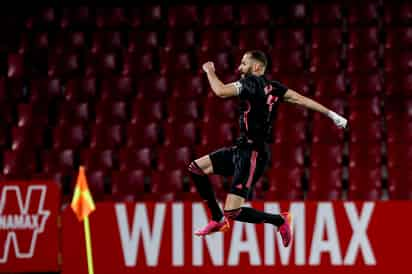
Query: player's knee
224,208,242,220
188,160,206,176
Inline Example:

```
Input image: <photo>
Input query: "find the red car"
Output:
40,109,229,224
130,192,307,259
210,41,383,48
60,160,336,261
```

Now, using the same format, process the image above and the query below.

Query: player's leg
188,147,235,236
222,146,293,246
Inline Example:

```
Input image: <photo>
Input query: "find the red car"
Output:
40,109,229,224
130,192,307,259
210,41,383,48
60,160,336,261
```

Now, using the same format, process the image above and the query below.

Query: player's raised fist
202,62,215,73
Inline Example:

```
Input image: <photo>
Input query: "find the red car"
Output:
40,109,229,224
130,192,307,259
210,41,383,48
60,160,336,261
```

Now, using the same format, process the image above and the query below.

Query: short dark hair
246,50,268,69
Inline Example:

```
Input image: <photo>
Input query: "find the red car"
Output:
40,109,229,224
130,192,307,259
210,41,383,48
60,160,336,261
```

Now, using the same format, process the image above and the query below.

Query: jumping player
188,50,347,247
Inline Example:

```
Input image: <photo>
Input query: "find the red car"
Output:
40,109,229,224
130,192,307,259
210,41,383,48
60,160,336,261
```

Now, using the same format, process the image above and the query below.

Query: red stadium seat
11,126,45,151
310,49,343,73
80,149,115,172
126,123,160,148
347,49,380,73
312,112,345,144
60,7,95,29
276,2,308,25
197,50,233,73
128,30,159,52
350,120,382,143
131,99,164,124
349,72,383,97
17,103,49,126
387,119,412,144
118,147,153,172
53,123,88,149
385,96,412,124
159,51,193,75
200,30,234,52
100,76,134,100
167,99,200,123
168,5,199,28
348,27,380,50
385,27,412,50
202,5,235,27
271,142,305,169
387,143,412,169
150,169,186,201
385,51,412,73
311,27,344,50
137,75,168,100
385,72,412,97
171,74,204,99
8,53,24,78
48,51,81,77
275,28,305,50
163,121,198,147
313,73,347,98
271,50,305,74
122,51,156,75
310,143,343,169
111,170,147,201
349,142,381,168
2,149,37,179
201,121,235,147
238,28,271,51
307,167,342,200
157,146,193,172
387,167,412,199
165,30,196,51
58,102,90,125
347,1,380,26
90,123,124,149
312,3,343,25
384,2,412,25
274,120,306,144
134,5,163,27
239,4,271,26
91,31,124,53
348,166,382,200
266,167,303,200
64,77,97,102
41,149,75,174
95,8,128,28
95,101,128,124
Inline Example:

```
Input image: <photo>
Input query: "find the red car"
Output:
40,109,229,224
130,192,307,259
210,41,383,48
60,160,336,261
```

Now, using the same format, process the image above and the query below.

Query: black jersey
235,74,288,145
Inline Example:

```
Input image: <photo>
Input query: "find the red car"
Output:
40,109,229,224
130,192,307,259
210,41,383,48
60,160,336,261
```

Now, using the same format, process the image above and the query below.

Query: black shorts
209,143,269,199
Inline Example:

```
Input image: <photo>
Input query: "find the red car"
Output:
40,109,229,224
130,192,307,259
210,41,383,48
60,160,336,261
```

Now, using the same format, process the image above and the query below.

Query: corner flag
71,166,96,221
71,166,96,274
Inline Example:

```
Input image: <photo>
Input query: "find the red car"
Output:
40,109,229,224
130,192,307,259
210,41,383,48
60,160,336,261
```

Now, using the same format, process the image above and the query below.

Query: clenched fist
202,61,215,74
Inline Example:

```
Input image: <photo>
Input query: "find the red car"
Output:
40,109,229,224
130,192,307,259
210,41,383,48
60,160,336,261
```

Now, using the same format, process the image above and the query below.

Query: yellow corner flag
71,166,96,274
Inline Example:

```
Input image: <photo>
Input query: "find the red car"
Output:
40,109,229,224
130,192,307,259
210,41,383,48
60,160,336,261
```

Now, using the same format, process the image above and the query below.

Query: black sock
233,207,285,226
188,162,223,222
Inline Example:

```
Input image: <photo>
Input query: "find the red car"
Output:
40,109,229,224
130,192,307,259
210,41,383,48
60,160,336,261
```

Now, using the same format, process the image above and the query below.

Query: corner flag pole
84,216,94,274
71,166,96,274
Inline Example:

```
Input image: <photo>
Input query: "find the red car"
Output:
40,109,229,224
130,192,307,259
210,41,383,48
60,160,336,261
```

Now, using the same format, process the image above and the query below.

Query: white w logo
0,185,50,263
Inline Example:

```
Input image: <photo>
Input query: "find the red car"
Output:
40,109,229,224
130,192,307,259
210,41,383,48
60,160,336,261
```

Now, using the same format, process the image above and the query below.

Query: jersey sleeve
271,80,288,101
235,75,260,100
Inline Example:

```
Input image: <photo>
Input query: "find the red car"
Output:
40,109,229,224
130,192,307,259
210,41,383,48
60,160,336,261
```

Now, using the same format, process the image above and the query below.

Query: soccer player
188,50,347,247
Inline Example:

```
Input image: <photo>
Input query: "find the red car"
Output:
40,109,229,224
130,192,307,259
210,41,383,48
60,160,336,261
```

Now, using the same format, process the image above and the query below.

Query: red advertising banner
0,180,60,272
62,201,412,274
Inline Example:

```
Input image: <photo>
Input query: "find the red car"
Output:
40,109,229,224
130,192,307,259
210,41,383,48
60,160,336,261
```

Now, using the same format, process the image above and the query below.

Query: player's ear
252,63,260,72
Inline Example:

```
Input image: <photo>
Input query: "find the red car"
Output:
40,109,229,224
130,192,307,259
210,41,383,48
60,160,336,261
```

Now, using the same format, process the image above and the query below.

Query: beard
240,68,253,78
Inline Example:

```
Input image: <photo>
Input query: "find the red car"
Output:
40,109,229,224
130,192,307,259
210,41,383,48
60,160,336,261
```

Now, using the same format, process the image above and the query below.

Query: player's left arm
284,89,348,129
202,61,239,98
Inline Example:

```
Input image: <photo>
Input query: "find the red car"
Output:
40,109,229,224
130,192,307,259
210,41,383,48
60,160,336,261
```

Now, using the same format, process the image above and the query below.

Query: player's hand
327,111,348,129
202,62,215,74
